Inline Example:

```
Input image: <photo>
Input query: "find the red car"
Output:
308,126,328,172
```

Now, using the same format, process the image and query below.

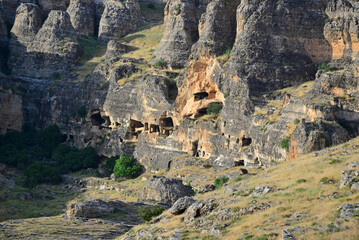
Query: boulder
340,170,359,190
140,176,194,205
66,199,116,218
168,196,195,215
98,0,142,41
251,186,272,197
337,203,359,221
213,155,235,171
198,184,215,194
104,40,128,62
66,0,95,37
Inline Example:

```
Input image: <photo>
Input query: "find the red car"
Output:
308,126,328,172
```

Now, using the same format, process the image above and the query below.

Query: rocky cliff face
1,0,359,171
10,9,81,79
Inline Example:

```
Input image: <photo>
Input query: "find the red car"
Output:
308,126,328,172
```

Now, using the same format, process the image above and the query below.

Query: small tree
113,154,142,178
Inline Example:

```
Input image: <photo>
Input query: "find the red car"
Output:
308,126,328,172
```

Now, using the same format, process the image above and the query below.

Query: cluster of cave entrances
128,112,174,141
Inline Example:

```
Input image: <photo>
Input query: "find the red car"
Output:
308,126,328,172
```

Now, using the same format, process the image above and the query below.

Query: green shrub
137,205,163,222
207,103,223,115
24,162,61,188
294,119,300,124
281,138,290,150
155,59,166,68
318,63,336,71
102,156,118,172
113,154,142,178
214,177,229,189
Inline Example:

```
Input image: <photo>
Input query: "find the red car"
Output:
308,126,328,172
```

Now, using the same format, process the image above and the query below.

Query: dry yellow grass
119,137,359,240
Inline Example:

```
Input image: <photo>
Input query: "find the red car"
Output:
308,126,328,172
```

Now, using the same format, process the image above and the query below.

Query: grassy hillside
119,137,359,240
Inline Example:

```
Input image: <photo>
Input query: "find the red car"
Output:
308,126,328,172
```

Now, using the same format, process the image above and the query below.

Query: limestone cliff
0,0,359,171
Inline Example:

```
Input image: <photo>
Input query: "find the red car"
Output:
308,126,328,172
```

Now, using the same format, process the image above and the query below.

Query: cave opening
194,92,209,101
160,117,174,136
91,112,105,126
130,119,144,139
242,136,252,147
192,140,198,157
103,116,111,126
235,160,245,166
195,108,208,118
150,124,160,133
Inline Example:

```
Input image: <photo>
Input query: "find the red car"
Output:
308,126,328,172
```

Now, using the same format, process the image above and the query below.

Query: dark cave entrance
194,92,209,101
91,112,105,126
242,136,252,147
195,108,207,118
160,117,174,136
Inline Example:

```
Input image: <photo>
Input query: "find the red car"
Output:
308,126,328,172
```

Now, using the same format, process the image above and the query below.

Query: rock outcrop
66,0,95,37
151,0,199,68
140,176,194,205
168,196,195,215
67,199,122,218
9,3,43,46
11,10,81,78
98,0,142,41
37,0,70,17
0,87,23,134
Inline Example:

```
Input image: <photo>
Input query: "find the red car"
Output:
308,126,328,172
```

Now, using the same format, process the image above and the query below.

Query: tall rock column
151,0,199,68
98,0,142,41
67,0,95,37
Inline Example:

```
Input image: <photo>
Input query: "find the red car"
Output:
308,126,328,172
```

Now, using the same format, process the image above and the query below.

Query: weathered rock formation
66,0,95,37
37,0,70,17
98,0,142,41
9,3,42,46
11,10,81,78
151,0,200,68
140,176,194,205
0,86,23,134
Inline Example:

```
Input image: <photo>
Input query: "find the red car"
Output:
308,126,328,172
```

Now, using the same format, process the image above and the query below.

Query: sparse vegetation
137,205,163,222
214,177,229,189
207,103,223,115
281,137,290,150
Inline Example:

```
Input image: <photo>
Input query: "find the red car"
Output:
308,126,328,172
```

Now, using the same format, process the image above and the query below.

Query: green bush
281,138,290,150
318,63,336,72
24,162,61,188
294,119,300,124
214,177,229,189
207,103,223,115
113,154,142,178
137,206,163,222
155,59,166,68
102,156,118,172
